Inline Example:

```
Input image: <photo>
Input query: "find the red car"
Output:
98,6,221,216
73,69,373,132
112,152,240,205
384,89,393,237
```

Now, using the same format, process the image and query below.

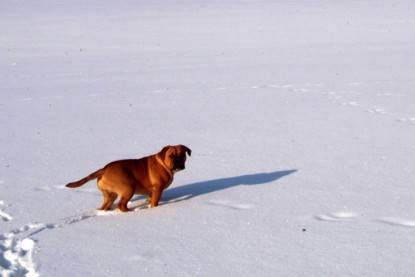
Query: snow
1,1,415,276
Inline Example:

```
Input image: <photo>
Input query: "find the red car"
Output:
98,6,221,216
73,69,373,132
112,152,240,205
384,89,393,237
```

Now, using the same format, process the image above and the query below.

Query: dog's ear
160,145,171,159
180,145,191,157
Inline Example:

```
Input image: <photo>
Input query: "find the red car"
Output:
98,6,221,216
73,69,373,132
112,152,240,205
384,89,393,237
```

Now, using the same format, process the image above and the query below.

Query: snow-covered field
1,1,415,276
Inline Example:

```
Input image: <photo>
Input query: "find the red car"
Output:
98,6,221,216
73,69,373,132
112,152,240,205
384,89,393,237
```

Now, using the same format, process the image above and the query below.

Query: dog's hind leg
117,187,134,212
99,191,118,211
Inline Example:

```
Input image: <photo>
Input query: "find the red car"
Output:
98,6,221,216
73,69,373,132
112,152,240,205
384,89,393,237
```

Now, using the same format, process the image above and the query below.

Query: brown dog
66,145,191,212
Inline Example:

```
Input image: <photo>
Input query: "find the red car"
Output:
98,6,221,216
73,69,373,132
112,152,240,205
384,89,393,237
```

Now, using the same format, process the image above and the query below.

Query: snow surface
1,1,415,276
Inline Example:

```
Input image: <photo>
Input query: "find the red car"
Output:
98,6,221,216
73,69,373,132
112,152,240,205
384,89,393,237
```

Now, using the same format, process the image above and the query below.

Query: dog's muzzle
172,160,185,173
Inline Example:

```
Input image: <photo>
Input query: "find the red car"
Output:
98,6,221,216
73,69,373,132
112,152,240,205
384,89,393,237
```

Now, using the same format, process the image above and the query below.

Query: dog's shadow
163,169,297,203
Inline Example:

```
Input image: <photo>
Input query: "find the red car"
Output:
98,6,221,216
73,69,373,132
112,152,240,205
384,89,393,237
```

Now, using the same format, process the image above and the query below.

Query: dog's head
161,145,191,173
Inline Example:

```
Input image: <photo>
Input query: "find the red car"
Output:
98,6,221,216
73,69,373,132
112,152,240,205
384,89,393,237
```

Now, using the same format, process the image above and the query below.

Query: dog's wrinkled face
162,145,191,173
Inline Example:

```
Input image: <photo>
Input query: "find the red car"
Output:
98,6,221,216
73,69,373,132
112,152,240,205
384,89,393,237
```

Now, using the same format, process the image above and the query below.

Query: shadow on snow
163,169,297,202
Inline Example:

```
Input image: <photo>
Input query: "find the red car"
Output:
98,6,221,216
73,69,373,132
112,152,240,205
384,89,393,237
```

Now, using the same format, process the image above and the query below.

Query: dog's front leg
149,187,162,208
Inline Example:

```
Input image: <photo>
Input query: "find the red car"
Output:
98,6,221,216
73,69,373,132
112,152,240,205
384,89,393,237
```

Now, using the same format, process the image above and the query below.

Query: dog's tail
66,169,104,188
